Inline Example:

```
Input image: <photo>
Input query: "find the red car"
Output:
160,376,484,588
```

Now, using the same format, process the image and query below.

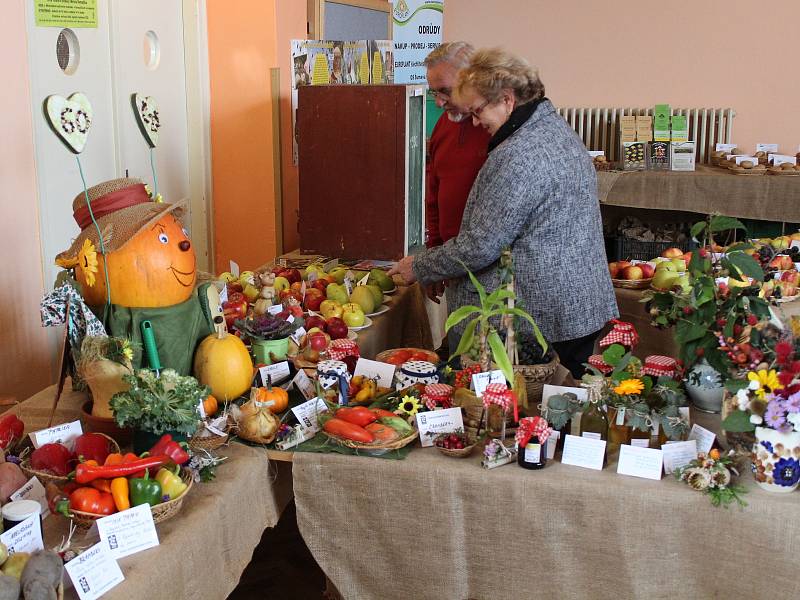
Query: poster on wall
392,0,444,85
35,0,98,28
290,39,393,165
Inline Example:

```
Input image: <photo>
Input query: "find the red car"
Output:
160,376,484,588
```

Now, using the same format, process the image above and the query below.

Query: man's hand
387,255,417,284
424,281,445,303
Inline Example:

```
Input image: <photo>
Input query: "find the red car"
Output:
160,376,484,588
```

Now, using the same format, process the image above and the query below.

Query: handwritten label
756,143,779,153
9,477,49,518
260,362,291,385
630,438,650,448
688,424,716,454
471,370,506,397
65,541,125,600
353,358,396,388
97,504,159,559
616,444,663,480
0,513,43,555
661,439,698,474
716,143,737,152
291,397,328,432
290,327,306,346
416,407,464,447
29,420,83,449
292,369,316,400
561,434,606,471
229,260,240,278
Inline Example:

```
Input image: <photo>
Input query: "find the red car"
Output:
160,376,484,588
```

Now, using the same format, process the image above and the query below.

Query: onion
236,398,279,444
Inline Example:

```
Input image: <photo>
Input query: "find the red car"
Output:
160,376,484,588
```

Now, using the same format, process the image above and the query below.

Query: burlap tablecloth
598,165,800,221
13,384,293,599
294,410,799,600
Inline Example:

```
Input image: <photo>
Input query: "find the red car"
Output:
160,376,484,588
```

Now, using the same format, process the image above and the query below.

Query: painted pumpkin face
78,214,197,307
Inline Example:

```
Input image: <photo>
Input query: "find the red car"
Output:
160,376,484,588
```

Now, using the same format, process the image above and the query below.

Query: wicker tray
20,433,121,486
728,167,766,176
189,415,235,452
767,168,800,176
461,353,560,407
65,468,194,530
612,277,653,289
324,429,419,455
375,348,440,364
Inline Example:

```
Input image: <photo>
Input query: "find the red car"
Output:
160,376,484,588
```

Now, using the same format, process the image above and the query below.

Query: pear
350,286,376,314
328,267,348,284
326,283,349,305
368,268,395,292
365,284,383,307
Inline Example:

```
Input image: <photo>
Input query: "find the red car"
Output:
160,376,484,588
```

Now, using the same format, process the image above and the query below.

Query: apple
304,288,325,311
326,317,348,340
780,282,798,297
312,279,329,294
781,256,794,270
674,274,691,292
343,309,366,328
305,315,327,331
226,281,243,294
661,247,684,259
320,300,344,319
655,261,678,273
326,283,349,305
304,264,325,280
219,271,237,283
242,283,260,302
771,237,790,250
670,258,686,272
682,252,692,268
639,263,655,278
781,271,799,284
239,271,255,286
622,265,644,280
608,262,620,279
651,270,679,291
307,331,330,352
328,266,348,284
282,268,302,284
616,260,632,270
279,289,303,304
273,276,290,292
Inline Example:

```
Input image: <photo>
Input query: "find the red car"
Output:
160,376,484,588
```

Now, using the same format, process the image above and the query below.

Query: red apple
608,262,620,279
781,270,799,284
304,289,324,311
279,289,303,304
288,305,304,318
661,247,684,259
290,281,304,295
308,331,329,352
682,252,692,267
312,279,328,293
305,315,327,331
326,317,349,340
639,263,655,278
282,268,302,284
271,266,285,276
616,260,632,270
622,265,644,280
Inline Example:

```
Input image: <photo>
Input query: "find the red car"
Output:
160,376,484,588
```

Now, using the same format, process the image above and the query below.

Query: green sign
35,0,98,28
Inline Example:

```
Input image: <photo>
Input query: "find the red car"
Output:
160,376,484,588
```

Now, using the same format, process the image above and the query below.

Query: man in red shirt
424,43,491,351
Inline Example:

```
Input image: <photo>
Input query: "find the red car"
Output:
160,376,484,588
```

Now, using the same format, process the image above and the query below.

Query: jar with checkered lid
317,360,351,389
394,361,438,390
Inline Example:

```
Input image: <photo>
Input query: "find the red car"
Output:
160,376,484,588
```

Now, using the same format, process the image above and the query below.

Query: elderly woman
389,47,618,376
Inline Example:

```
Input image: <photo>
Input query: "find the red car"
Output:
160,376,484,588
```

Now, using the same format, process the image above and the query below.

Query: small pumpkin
253,376,289,414
194,318,253,400
202,395,218,417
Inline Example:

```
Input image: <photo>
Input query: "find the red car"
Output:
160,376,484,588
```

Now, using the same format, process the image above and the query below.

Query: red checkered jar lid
588,354,613,374
598,320,639,350
328,339,360,361
643,355,677,377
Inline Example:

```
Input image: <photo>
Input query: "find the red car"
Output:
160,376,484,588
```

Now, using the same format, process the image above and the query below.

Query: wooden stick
49,297,72,427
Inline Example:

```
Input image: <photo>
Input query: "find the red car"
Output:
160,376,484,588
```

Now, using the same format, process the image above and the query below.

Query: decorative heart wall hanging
44,93,93,154
131,93,160,148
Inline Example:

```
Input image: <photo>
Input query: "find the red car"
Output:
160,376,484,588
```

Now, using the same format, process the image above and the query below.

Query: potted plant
235,313,304,365
110,368,207,453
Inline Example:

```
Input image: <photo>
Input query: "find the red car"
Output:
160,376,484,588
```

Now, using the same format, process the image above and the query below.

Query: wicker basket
461,353,560,407
434,433,481,458
189,415,234,452
66,468,194,530
612,277,653,290
20,433,121,486
324,429,419,456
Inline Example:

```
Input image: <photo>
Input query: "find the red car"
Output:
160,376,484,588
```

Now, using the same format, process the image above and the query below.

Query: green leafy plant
110,368,206,436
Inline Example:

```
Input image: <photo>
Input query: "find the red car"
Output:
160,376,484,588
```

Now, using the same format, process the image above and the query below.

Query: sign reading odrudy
35,0,98,28
392,0,444,84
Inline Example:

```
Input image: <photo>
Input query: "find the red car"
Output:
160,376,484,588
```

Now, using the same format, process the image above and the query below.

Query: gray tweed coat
413,100,618,343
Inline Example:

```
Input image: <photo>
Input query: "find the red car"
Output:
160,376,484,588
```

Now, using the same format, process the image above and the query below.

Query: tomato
385,355,406,366
392,350,412,362
411,352,434,362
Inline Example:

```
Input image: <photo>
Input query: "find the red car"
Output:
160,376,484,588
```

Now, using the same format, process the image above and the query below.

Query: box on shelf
637,130,653,143
622,141,647,171
671,115,688,142
648,141,670,170
670,141,696,171
654,104,670,141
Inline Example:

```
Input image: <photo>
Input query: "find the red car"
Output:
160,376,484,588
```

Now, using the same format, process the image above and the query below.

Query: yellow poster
35,0,98,28
358,52,370,85
311,53,330,85
372,52,384,84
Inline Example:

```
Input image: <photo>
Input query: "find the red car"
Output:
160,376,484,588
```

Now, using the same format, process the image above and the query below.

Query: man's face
427,62,467,122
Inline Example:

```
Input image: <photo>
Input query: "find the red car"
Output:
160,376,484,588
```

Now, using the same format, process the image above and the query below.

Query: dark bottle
517,435,546,470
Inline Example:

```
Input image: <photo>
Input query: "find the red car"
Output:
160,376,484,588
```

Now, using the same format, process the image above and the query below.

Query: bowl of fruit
433,430,480,458
376,347,440,366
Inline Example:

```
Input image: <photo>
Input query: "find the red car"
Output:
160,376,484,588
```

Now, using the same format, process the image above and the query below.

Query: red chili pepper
31,443,74,476
74,433,113,464
335,406,378,428
74,456,170,484
0,414,24,450
148,434,190,465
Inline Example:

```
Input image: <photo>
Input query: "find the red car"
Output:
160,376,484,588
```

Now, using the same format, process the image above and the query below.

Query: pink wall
0,1,53,401
445,0,800,153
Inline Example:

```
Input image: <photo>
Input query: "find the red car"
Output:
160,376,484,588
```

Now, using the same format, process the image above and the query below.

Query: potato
21,551,62,600
741,160,755,169
0,574,20,600
2,552,30,579
755,151,766,157
0,462,28,502
781,162,794,170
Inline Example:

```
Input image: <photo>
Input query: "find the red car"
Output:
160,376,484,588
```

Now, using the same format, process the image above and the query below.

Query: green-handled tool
140,320,162,376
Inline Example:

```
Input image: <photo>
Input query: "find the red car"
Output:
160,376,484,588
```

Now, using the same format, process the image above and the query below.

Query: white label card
615,407,626,426
582,431,602,440
688,424,716,454
524,443,541,463
561,434,606,471
770,154,797,166
545,430,561,459
0,514,43,555
229,260,240,278
756,143,779,153
307,271,318,283
616,444,663,480
661,439,698,474
357,273,370,286
344,271,354,295
10,477,50,518
291,397,328,433
471,370,506,397
97,504,160,559
292,369,316,400
321,258,338,272
630,438,650,448
65,541,125,600
353,358,396,388
218,284,228,306
260,362,292,386
416,407,464,447
542,384,588,402
587,150,605,158
29,420,83,450
716,143,736,152
267,303,283,316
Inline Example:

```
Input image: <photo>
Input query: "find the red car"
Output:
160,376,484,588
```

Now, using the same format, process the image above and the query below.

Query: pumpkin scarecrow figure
56,177,219,375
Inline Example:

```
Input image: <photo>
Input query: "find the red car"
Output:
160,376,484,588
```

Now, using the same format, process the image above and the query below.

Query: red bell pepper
223,292,248,329
74,433,113,464
74,456,170,484
30,443,74,476
0,414,24,450
148,434,190,465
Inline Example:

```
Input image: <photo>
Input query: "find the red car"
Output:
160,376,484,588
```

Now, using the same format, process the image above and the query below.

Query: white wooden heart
132,93,160,148
45,93,92,154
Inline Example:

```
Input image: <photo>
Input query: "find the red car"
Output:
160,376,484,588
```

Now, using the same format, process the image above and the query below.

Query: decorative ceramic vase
394,361,438,390
684,360,724,413
751,427,800,493
251,337,290,365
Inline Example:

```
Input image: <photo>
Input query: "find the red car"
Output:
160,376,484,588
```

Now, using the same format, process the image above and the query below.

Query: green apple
670,258,686,272
349,286,376,314
368,268,395,291
304,264,325,280
342,303,366,327
365,284,383,307
320,300,343,319
218,271,237,283
674,274,691,292
273,276,290,292
655,260,677,273
326,283,349,305
651,270,679,291
238,270,255,286
328,266,348,284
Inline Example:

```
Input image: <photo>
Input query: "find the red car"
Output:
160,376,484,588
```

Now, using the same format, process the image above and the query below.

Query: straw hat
56,177,186,262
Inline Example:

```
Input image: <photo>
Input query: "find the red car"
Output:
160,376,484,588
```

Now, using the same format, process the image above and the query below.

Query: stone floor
227,500,326,599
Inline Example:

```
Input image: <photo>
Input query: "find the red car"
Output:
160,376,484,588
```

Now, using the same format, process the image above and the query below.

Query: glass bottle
517,434,546,470
580,394,609,441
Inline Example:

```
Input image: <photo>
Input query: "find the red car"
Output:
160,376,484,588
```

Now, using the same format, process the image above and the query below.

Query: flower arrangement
675,449,747,508
77,335,135,368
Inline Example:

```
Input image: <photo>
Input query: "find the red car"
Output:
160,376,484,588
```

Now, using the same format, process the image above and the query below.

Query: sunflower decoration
747,369,782,399
77,238,99,287
613,378,645,396
395,394,421,417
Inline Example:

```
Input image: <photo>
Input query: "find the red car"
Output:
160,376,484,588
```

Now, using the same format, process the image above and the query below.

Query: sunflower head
613,378,645,396
77,238,99,287
395,395,421,416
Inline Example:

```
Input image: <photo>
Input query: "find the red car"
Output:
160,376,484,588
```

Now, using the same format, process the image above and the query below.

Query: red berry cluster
435,433,468,450
454,364,481,389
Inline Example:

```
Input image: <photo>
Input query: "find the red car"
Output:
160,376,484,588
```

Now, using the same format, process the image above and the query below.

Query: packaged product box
654,104,670,141
671,115,688,142
648,141,670,170
670,141,695,171
623,141,647,171
620,115,637,129
635,115,652,127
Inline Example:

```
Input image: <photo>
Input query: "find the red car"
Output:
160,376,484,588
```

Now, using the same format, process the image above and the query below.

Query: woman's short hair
455,47,545,104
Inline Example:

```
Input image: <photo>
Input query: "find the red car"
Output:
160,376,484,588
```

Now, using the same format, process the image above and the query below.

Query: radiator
556,106,736,164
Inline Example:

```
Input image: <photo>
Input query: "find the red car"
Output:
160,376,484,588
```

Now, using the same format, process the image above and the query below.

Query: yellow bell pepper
155,466,188,501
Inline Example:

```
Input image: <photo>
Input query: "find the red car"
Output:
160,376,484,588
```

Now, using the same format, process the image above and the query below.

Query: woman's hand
388,256,417,284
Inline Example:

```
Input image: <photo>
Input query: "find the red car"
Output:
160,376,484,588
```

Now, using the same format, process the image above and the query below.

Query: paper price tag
630,438,650,448
65,541,125,600
97,504,160,559
357,273,370,286
10,477,50,518
29,420,83,450
321,258,338,272
416,407,464,447
615,407,626,426
218,283,228,305
344,272,354,296
562,435,606,470
267,303,283,316
300,281,306,299
688,424,716,454
756,143,778,153
587,150,605,158
471,370,505,397
771,154,797,166
307,270,318,283
716,143,736,152
292,369,316,400
353,358,396,388
260,362,292,385
229,260,240,278
0,514,43,555
286,315,295,324
616,444,663,480
291,397,328,433
545,430,560,459
290,326,306,346
661,439,698,474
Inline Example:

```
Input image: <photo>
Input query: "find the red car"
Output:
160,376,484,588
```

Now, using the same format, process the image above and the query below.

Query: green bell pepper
129,470,163,507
